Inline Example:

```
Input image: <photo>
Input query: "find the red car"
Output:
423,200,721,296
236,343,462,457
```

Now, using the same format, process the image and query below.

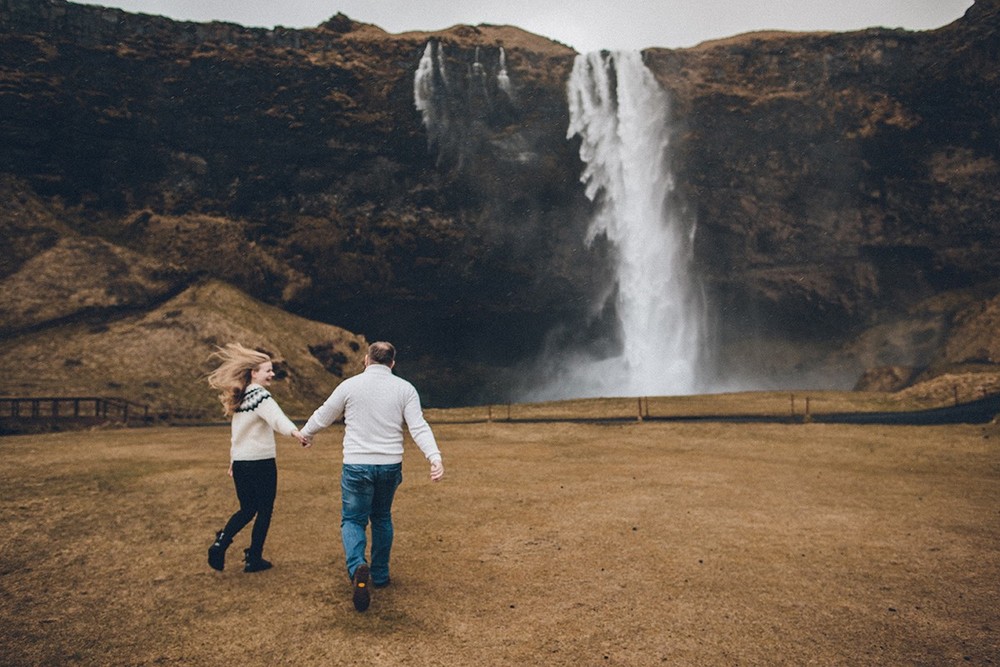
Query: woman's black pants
222,458,277,560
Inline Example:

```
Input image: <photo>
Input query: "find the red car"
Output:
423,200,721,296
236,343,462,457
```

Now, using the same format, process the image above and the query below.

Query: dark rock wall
646,3,1000,380
1,0,998,403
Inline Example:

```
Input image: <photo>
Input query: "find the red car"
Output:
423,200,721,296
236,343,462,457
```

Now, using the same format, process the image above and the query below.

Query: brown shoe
352,564,371,612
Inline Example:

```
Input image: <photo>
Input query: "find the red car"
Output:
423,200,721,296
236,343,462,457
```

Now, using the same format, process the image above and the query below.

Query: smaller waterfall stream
413,41,448,147
497,47,512,97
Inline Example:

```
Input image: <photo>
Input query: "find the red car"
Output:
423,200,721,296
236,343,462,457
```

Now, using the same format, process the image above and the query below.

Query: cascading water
414,41,448,147
497,47,512,97
530,50,708,399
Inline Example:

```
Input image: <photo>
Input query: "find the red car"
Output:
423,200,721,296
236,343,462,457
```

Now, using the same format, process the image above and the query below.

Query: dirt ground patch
1,421,998,665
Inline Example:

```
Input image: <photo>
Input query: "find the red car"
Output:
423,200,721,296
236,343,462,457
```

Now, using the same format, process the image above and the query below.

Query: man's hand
292,429,312,448
429,459,444,482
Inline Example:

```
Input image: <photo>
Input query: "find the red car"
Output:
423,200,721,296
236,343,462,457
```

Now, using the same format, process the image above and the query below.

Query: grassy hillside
0,280,366,418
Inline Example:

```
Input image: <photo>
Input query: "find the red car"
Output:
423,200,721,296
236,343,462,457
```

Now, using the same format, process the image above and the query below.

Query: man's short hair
368,341,396,366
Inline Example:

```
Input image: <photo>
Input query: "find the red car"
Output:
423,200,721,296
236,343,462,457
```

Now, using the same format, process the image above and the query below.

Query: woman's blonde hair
206,343,271,417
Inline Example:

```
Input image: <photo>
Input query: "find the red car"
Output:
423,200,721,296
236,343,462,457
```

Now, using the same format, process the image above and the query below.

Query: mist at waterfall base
518,51,713,402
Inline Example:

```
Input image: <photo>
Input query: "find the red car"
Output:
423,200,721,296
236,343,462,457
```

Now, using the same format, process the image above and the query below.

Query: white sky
75,0,974,54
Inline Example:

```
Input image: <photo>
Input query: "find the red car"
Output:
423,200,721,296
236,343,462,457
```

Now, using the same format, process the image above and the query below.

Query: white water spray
414,41,448,145
497,47,512,97
532,51,708,399
472,46,486,78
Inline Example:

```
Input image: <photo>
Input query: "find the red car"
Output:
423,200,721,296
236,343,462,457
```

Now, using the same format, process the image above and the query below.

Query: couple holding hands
205,341,443,612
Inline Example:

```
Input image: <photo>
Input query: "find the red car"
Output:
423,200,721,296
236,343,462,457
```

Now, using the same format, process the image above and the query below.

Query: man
300,341,444,612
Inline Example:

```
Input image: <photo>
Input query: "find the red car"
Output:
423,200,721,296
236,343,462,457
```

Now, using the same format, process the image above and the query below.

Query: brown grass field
1,403,999,665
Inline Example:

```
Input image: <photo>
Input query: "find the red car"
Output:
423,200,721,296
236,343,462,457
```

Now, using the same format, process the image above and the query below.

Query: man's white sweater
301,364,441,465
230,384,297,461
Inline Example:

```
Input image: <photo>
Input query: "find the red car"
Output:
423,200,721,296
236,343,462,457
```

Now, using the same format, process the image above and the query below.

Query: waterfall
472,46,486,78
530,51,708,399
497,47,512,97
414,41,448,146
414,40,517,168
471,46,488,98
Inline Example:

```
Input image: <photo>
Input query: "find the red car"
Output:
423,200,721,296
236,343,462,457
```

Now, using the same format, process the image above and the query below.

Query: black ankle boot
207,530,231,571
243,548,272,573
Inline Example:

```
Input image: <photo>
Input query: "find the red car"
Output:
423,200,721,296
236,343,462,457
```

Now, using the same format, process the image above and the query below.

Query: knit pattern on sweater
237,385,271,413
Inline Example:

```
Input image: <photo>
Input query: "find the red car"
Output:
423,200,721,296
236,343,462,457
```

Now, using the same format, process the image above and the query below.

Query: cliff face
646,3,1000,384
1,0,998,405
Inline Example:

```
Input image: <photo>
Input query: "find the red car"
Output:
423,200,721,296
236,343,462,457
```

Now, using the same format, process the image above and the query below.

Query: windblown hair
206,343,271,417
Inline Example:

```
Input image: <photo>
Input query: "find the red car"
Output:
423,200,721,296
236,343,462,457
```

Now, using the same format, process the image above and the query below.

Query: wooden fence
0,396,153,432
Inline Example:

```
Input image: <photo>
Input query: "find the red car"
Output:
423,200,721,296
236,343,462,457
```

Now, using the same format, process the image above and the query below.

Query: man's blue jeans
341,463,403,585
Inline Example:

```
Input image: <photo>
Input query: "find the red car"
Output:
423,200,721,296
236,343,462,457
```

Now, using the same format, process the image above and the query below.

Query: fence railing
0,396,152,429
424,390,1000,426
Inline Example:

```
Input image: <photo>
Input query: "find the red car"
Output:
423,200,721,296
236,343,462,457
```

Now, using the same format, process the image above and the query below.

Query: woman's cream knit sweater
230,384,297,461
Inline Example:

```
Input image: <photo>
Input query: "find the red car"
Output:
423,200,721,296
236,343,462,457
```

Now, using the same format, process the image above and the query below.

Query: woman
206,343,308,573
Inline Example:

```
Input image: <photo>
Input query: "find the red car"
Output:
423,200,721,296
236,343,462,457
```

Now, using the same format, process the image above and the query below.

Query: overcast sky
76,0,974,54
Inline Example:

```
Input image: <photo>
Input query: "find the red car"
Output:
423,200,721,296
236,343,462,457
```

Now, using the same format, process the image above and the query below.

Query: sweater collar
364,364,393,376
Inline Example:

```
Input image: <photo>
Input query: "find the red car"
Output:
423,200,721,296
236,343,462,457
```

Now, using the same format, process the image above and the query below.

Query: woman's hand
292,429,312,448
